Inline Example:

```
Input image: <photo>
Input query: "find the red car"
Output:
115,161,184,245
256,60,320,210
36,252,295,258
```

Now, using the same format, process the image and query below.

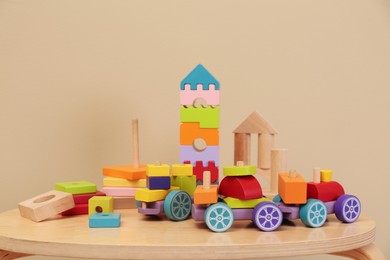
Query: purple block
232,208,253,220
192,204,206,221
138,200,164,215
180,145,219,165
276,202,300,220
325,200,336,214
147,176,171,190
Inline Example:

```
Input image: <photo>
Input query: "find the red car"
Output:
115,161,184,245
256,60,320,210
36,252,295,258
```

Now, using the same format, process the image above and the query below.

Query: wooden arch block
18,190,75,222
218,175,263,200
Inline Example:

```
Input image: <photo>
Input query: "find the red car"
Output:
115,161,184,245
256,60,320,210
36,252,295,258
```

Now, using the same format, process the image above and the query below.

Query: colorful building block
72,191,106,205
102,187,138,197
180,86,220,107
278,171,307,204
171,164,193,176
193,185,218,205
61,204,88,216
190,160,219,183
18,190,75,222
103,177,146,188
55,181,97,195
171,175,196,196
113,197,137,209
146,163,170,177
88,196,114,216
135,187,179,202
180,64,220,90
223,197,269,209
180,106,220,128
89,212,121,228
102,164,147,180
223,163,256,176
180,122,219,146
180,145,219,166
320,169,333,182
147,176,171,190
307,181,345,202
219,175,263,200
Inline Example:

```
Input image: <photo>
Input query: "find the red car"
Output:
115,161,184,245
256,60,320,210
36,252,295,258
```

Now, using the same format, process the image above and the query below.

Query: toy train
136,162,361,233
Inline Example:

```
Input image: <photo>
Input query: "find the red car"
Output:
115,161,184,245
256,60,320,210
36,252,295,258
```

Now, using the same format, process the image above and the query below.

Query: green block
223,165,256,176
55,181,97,195
180,106,220,128
171,175,196,196
223,197,269,209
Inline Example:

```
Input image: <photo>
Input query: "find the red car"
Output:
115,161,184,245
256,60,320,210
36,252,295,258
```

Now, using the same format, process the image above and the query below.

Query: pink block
102,187,138,197
180,86,220,107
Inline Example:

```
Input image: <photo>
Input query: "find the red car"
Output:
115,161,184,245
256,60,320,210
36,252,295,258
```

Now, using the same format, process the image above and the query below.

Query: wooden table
0,209,385,259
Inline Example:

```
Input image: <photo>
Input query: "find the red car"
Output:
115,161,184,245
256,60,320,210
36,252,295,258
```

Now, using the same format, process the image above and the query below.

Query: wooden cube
278,172,307,204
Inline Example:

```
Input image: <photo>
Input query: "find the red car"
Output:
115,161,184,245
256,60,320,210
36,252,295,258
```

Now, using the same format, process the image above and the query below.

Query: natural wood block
18,190,75,222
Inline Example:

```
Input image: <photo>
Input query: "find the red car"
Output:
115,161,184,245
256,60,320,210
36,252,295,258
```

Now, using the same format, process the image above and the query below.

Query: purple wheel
252,201,283,232
335,194,361,223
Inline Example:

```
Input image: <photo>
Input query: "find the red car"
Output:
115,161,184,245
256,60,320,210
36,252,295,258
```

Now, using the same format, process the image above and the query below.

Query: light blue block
180,64,220,90
89,212,121,228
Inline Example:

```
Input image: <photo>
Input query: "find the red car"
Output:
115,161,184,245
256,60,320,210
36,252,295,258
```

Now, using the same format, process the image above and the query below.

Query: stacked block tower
180,64,220,184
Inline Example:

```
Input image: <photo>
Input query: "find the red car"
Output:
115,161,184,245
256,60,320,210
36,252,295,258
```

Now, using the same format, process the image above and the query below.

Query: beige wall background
1,1,389,259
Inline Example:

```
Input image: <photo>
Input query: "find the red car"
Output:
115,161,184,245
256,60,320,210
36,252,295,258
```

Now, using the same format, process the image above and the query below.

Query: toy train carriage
192,163,284,232
274,169,361,228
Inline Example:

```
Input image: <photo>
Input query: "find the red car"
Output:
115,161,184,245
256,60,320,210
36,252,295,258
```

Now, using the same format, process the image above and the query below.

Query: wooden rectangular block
147,176,171,190
88,196,114,216
180,146,219,167
73,191,106,205
180,106,220,128
102,187,138,197
55,181,97,195
223,197,268,209
102,164,147,180
193,185,218,205
18,190,75,222
278,172,307,204
171,175,196,196
135,187,179,202
180,122,219,146
89,212,121,228
103,177,146,188
171,164,193,176
61,203,88,216
113,197,137,209
146,164,170,177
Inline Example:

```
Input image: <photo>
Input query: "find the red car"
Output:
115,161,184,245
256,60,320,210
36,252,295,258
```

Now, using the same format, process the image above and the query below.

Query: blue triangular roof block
180,64,220,90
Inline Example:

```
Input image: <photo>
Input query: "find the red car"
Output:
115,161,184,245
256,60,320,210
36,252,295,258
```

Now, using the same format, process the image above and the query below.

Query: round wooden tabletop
0,209,382,259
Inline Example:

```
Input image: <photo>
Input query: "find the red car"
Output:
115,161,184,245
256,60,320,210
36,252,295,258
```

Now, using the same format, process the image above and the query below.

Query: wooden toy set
17,64,361,233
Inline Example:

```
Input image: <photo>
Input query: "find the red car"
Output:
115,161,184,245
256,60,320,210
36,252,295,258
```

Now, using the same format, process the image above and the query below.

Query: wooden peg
270,149,288,194
203,171,211,189
132,118,140,168
312,167,321,183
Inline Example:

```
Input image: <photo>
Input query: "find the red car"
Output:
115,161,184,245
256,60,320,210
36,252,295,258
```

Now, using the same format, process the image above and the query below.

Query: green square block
171,175,196,196
180,106,220,128
55,181,97,195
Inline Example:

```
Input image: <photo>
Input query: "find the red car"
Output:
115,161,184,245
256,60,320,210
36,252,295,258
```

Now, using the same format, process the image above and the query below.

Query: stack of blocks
180,64,220,184
56,181,106,216
102,165,147,209
219,162,265,208
88,195,120,228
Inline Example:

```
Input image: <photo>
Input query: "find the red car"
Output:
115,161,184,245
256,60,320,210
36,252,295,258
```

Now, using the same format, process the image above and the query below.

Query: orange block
102,164,147,180
278,172,307,204
193,185,218,205
180,122,219,146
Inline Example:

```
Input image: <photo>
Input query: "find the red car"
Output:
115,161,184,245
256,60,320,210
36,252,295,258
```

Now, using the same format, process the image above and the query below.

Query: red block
307,181,345,202
61,204,89,216
73,191,106,204
218,175,263,200
185,160,219,183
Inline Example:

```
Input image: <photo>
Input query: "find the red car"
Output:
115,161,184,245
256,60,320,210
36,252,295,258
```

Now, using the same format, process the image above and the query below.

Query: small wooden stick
132,118,140,168
203,171,211,189
312,167,321,183
289,169,297,178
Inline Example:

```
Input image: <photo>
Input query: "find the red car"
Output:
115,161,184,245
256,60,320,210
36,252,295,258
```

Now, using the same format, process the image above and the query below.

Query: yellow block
147,164,170,177
135,186,179,202
223,197,269,209
88,196,113,216
320,170,332,182
103,177,146,188
171,164,193,176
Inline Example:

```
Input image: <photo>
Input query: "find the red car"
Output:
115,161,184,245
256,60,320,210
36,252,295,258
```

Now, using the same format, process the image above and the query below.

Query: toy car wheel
334,194,361,223
252,201,283,232
163,190,192,221
300,199,328,228
204,202,234,232
272,194,283,203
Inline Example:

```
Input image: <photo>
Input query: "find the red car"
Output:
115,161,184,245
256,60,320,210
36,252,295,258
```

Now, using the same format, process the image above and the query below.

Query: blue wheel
252,201,283,232
163,190,192,221
300,199,327,228
204,202,234,232
272,194,283,203
335,194,361,223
